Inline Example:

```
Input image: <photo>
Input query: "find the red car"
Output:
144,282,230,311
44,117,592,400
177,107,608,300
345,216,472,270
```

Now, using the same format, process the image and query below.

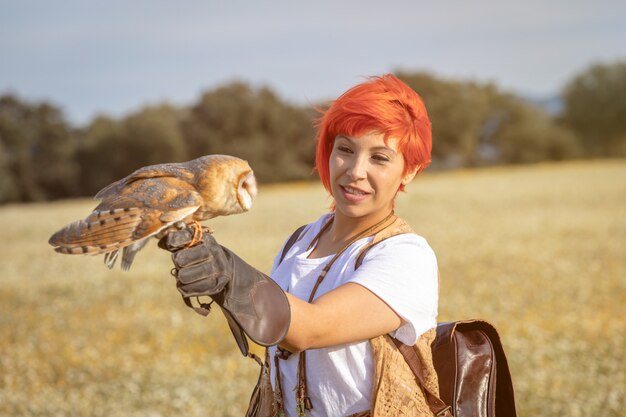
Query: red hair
315,74,432,193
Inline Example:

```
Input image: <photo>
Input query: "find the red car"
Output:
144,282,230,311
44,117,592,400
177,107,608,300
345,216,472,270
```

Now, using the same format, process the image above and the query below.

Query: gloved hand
159,230,232,301
159,228,291,356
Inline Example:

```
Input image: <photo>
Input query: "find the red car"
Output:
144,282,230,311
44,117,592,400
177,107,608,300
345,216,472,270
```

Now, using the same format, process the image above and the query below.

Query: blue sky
2,0,625,125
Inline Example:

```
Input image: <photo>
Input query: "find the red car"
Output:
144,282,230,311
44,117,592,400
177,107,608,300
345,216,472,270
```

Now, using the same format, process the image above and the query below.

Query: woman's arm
159,228,431,355
279,282,404,352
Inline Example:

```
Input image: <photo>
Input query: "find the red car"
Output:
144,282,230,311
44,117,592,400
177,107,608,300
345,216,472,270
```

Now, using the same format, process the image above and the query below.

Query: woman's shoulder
365,218,433,250
307,212,333,231
358,230,437,267
378,231,432,250
286,213,332,242
277,213,332,260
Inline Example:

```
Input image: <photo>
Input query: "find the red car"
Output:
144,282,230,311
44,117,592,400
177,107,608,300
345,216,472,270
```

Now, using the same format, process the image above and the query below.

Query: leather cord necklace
274,211,397,417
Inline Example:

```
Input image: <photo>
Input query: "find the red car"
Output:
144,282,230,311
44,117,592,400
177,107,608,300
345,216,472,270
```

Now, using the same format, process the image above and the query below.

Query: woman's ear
401,166,420,186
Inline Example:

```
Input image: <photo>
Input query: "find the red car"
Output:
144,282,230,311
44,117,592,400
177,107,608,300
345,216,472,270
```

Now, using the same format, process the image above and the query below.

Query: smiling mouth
340,185,370,202
342,185,368,195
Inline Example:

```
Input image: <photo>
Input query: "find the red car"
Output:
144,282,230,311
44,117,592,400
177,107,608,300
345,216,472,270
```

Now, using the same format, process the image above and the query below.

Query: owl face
193,155,258,219
237,170,257,211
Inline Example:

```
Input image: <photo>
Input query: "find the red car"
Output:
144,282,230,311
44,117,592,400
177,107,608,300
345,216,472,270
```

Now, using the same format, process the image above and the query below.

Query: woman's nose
346,155,367,180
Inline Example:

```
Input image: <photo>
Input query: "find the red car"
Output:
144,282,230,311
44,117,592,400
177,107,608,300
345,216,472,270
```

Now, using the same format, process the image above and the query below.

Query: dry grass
1,160,624,416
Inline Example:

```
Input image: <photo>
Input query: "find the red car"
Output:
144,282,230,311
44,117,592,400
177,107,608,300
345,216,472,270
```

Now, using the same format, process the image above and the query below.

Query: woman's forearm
278,283,403,352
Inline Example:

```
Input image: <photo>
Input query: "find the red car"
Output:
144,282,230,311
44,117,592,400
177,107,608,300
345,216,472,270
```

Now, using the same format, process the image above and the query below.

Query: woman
160,74,439,417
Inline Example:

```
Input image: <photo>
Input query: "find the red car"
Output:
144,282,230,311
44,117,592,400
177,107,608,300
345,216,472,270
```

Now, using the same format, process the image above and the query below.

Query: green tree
181,82,315,183
75,115,125,195
398,72,495,167
122,104,188,167
0,140,19,203
76,104,188,195
398,71,581,167
489,94,581,163
562,60,626,156
0,95,77,202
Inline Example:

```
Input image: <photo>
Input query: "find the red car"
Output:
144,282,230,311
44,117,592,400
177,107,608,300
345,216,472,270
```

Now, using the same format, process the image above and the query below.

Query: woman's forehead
335,132,400,151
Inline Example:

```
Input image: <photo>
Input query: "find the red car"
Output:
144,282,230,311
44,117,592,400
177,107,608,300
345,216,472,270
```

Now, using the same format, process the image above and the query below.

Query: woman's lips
340,185,370,202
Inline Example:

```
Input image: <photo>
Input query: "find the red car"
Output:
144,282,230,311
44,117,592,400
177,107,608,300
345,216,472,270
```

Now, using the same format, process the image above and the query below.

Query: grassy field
1,160,625,417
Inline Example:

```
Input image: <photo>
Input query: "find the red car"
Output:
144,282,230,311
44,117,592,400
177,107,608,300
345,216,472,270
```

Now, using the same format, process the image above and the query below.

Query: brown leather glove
163,232,232,300
159,229,291,356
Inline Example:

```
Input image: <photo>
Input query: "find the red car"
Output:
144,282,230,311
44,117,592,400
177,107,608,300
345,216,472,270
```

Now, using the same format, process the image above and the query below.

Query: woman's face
329,131,417,222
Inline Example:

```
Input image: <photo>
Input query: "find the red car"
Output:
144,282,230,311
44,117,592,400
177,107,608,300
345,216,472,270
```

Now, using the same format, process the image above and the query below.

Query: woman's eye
337,146,352,153
372,154,390,163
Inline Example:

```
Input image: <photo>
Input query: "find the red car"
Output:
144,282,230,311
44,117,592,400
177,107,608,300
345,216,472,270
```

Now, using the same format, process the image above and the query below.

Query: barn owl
48,154,257,270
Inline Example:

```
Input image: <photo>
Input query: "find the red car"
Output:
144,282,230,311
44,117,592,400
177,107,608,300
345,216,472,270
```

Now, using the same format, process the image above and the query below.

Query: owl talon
186,221,203,248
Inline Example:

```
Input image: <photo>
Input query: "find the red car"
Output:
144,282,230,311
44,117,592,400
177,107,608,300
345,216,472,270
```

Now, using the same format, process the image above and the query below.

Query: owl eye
237,170,257,210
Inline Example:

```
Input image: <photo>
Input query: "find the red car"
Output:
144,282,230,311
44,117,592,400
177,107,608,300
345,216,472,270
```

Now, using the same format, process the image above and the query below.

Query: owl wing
49,177,203,258
95,162,195,201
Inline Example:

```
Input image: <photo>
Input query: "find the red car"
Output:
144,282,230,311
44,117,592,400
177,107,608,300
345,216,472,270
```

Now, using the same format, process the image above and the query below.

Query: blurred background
1,1,625,417
1,0,626,202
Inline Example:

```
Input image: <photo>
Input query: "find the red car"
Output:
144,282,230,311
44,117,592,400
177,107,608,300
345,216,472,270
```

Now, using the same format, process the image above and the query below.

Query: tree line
1,61,625,204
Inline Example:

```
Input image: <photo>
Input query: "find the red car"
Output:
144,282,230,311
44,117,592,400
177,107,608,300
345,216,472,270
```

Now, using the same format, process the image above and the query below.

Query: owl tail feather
48,207,143,255
121,239,150,271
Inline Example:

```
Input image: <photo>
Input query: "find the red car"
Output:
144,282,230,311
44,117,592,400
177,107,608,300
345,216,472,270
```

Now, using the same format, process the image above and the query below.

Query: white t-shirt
268,214,439,417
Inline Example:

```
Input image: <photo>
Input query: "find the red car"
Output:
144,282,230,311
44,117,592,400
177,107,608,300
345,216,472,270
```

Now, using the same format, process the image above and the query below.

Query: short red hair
315,74,432,193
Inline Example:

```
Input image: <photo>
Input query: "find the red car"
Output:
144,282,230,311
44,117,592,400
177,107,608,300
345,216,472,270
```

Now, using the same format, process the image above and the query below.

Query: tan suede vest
364,218,440,417
367,329,439,417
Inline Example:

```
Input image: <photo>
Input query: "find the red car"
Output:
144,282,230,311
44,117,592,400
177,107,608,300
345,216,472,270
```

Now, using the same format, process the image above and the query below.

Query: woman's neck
329,209,393,243
307,209,393,259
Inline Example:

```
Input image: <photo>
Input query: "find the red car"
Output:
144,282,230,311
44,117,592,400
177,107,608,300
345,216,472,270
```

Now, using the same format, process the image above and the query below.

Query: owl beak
237,170,257,211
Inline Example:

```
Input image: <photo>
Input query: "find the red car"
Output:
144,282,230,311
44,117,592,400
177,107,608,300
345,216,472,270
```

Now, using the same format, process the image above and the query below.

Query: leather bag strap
391,338,453,417
279,224,307,265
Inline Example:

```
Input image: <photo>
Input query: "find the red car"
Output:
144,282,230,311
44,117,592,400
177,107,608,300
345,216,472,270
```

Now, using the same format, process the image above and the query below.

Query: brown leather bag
396,320,517,417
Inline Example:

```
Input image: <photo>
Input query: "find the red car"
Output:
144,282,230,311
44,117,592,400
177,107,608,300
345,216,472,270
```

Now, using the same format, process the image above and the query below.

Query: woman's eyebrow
371,145,397,155
336,135,397,155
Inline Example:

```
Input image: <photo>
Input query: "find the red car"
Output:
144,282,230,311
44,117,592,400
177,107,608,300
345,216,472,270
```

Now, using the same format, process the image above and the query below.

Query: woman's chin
335,203,388,222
